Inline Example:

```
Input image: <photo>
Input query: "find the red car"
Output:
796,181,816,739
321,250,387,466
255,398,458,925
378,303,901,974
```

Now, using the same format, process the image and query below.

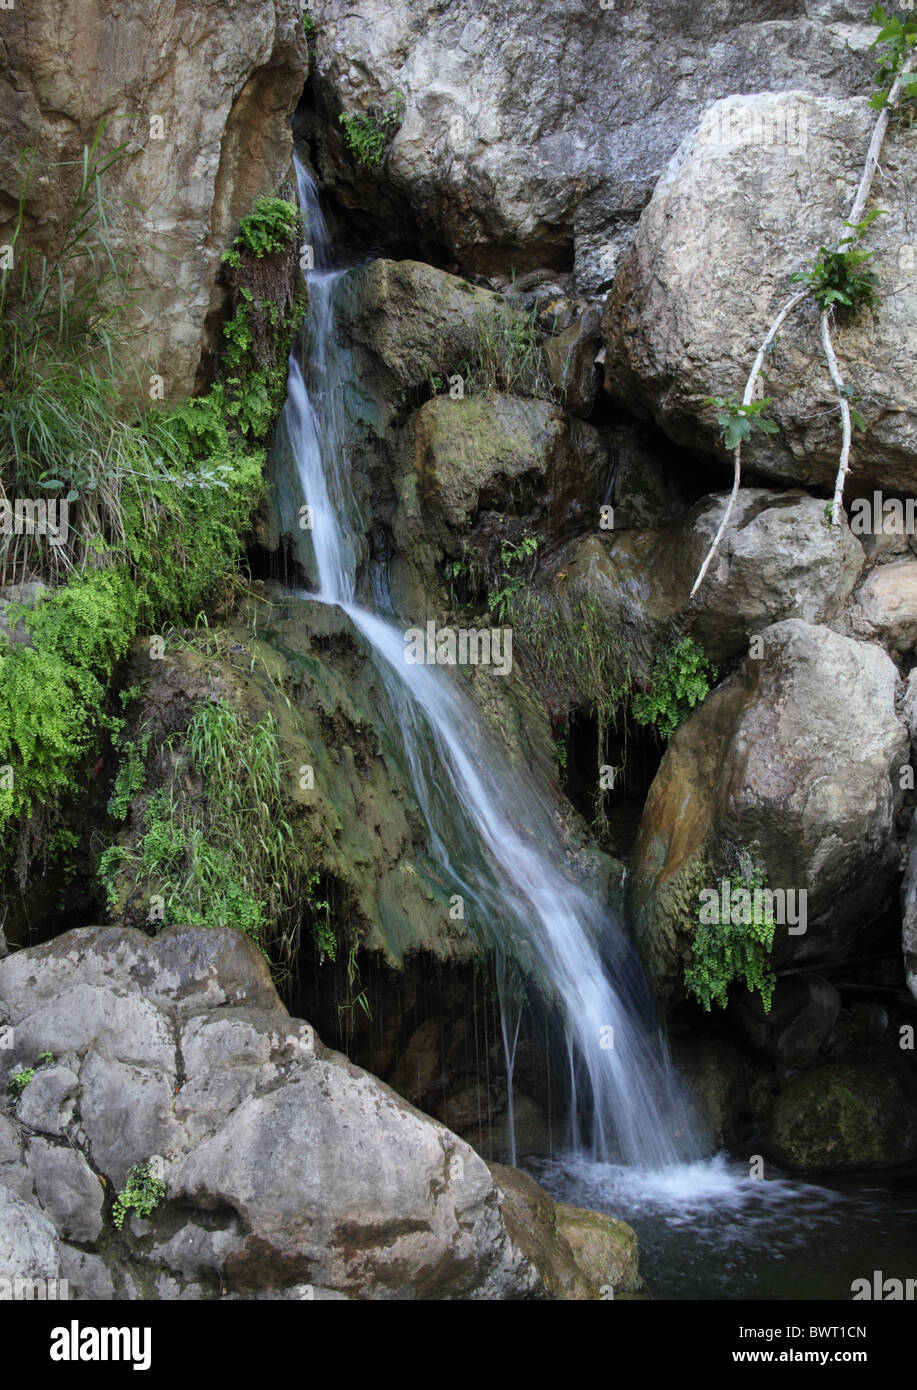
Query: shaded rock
305,3,870,290
604,92,917,492
631,620,907,1007
543,307,603,418
0,1184,61,1286
27,1137,104,1245
487,1163,595,1300
729,974,841,1068
59,1246,115,1301
671,1037,752,1148
556,489,864,673
767,1057,917,1172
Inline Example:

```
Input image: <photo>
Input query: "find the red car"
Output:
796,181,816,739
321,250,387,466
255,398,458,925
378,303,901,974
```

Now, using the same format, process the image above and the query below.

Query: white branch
690,288,809,598
821,309,853,525
691,47,916,593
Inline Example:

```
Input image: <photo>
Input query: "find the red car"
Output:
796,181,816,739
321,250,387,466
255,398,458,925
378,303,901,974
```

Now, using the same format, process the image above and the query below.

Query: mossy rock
554,1202,643,1295
767,1057,917,1173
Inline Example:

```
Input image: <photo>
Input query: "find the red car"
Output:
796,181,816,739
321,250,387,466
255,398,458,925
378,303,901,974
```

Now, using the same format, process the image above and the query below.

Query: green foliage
0,569,141,831
487,532,538,624
8,1049,53,1096
8,1066,34,1095
790,212,884,314
339,92,405,167
468,297,546,398
632,635,716,742
98,843,126,910
869,5,917,115
120,701,296,954
705,394,780,452
308,870,336,962
684,853,777,1013
107,731,150,820
112,1160,166,1230
220,197,301,263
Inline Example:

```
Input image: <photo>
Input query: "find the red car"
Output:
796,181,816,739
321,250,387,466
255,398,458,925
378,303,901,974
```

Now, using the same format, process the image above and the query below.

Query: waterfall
274,154,703,1168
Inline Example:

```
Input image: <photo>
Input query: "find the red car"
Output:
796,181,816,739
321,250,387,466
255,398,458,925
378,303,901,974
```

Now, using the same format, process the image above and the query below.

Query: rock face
604,92,917,491
0,925,637,1300
558,489,865,671
0,0,309,402
304,1,872,289
767,1057,917,1172
631,620,908,1007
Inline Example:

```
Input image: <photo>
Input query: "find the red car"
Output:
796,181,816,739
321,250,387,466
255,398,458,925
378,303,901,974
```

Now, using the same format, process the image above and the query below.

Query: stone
604,92,917,493
0,0,309,402
543,307,603,418
851,559,917,656
767,1057,917,1172
304,2,871,291
0,1184,61,1286
0,924,572,1299
554,1203,643,1296
631,620,908,1007
487,1163,596,1300
27,1138,104,1245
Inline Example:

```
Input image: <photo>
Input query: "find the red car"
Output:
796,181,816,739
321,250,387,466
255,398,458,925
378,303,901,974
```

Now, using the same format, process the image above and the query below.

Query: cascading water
274,154,702,1169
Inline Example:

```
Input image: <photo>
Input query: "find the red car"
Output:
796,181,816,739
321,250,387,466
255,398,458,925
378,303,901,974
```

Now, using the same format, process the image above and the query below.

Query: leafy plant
112,1160,166,1229
704,395,780,452
632,635,716,742
487,532,538,624
869,5,917,115
115,701,298,957
8,1066,35,1095
339,92,405,167
220,197,301,265
684,851,777,1012
107,732,150,820
790,211,884,313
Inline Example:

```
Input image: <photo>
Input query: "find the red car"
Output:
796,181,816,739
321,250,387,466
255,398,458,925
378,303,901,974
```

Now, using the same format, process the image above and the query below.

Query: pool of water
527,1152,917,1300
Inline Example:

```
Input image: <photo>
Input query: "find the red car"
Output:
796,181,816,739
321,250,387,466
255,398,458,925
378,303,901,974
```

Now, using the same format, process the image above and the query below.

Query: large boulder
0,925,631,1299
631,620,908,1008
556,489,864,673
767,1057,917,1172
0,0,308,401
604,91,917,492
304,1,872,289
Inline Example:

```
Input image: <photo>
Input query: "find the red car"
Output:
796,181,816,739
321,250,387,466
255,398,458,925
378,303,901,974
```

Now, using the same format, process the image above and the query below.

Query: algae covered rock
767,1058,917,1172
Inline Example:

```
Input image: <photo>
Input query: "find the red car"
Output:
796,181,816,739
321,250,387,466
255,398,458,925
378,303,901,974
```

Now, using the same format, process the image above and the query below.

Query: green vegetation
339,91,405,167
487,532,538,624
0,135,298,862
469,298,546,398
685,851,777,1013
120,700,296,954
107,731,151,820
869,4,917,116
704,394,779,453
7,1050,53,1096
112,1160,166,1230
790,211,884,315
632,635,716,742
219,197,305,440
8,1066,35,1095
